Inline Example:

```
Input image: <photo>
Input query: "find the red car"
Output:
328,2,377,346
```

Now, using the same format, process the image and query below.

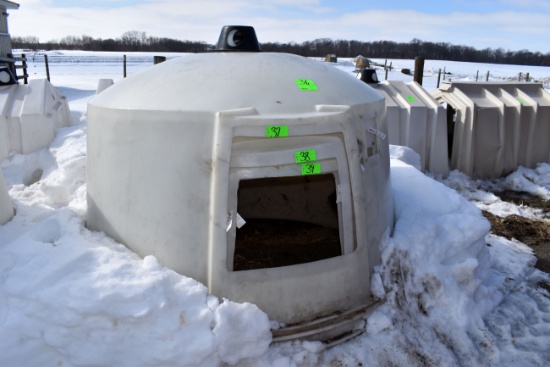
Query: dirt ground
481,191,550,291
233,219,341,271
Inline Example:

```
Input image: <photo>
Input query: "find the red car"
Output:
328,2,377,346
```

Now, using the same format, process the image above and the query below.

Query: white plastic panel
432,82,550,178
373,80,449,174
0,171,13,225
96,79,114,94
209,105,389,324
0,79,71,161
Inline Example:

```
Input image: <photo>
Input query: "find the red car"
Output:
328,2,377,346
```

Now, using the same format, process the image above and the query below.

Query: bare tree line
261,38,550,66
12,31,209,53
11,32,550,66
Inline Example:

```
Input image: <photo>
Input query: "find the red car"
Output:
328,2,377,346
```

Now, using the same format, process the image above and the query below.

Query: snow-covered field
1,51,549,366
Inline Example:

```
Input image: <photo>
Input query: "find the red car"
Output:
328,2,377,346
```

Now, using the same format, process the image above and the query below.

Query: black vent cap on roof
214,25,261,52
356,68,379,84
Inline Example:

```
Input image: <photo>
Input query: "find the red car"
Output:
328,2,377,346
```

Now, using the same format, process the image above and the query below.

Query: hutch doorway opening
233,173,343,271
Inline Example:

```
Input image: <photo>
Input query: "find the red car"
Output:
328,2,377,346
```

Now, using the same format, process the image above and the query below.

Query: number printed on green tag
266,125,289,138
295,79,318,91
406,95,416,102
295,149,317,163
301,163,321,175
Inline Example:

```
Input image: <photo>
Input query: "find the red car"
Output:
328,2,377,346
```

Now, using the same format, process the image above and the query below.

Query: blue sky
8,0,550,53
44,0,538,15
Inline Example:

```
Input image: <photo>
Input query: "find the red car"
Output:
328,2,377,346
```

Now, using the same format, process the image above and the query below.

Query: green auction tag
406,95,416,102
295,149,317,163
266,125,289,138
295,79,318,91
517,98,525,105
301,163,321,175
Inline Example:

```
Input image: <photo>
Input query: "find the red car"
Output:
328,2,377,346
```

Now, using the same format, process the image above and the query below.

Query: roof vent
356,68,379,84
214,25,261,52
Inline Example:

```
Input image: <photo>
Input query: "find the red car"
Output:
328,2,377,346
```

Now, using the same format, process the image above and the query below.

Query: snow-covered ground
1,52,549,366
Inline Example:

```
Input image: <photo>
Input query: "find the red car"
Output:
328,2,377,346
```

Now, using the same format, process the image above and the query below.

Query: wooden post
437,69,441,88
384,61,393,80
443,66,446,81
44,54,50,82
486,70,490,81
526,72,530,82
123,54,127,78
384,59,387,70
476,70,479,82
21,53,28,84
518,72,523,82
413,56,424,85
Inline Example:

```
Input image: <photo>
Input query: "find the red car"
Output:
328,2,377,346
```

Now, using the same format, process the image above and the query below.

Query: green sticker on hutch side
406,95,416,102
294,149,317,163
266,125,289,138
301,163,322,175
295,79,318,91
517,98,525,105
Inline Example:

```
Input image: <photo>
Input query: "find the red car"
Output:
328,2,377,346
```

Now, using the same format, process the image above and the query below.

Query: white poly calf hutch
87,26,394,341
0,76,71,161
370,80,449,175
433,81,550,178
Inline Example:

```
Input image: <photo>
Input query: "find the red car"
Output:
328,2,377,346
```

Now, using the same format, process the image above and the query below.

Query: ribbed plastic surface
433,82,550,178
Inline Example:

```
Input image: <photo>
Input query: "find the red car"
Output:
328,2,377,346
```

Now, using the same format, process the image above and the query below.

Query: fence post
413,56,424,85
476,70,479,82
123,54,127,78
437,68,441,88
526,72,530,82
443,66,446,81
486,70,490,81
44,54,50,82
518,72,523,82
384,61,392,80
21,53,28,84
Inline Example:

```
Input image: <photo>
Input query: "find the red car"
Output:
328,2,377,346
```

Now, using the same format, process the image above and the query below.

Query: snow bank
502,164,550,200
389,145,422,171
381,159,496,327
0,124,271,367
2,128,548,367
440,163,550,219
1,58,549,366
213,300,272,364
